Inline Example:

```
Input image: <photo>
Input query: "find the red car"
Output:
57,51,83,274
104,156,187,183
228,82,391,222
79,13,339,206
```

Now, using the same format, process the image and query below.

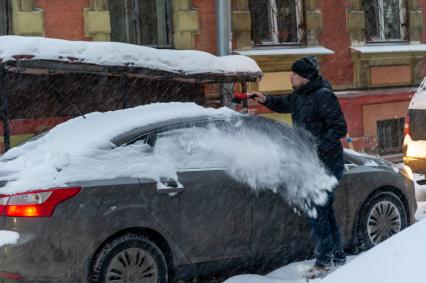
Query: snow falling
0,108,336,218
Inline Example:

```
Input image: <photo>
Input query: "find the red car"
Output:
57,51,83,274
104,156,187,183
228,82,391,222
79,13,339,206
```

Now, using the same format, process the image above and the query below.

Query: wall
192,0,216,54
35,0,90,40
318,0,353,88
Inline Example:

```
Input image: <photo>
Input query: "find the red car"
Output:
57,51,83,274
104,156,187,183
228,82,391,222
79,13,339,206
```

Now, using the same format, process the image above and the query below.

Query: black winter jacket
263,76,347,163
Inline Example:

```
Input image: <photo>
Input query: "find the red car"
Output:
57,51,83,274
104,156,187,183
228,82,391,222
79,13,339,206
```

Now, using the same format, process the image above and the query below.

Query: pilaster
84,0,111,41
11,0,44,36
172,0,200,50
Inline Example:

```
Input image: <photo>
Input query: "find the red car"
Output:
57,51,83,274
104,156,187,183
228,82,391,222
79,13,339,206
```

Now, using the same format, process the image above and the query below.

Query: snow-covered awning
0,36,263,83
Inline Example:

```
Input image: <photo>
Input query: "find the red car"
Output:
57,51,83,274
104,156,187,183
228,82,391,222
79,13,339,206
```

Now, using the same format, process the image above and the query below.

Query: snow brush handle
234,92,256,100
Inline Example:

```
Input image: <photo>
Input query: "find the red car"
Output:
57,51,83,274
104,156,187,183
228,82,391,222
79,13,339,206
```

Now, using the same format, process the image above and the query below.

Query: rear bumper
404,156,426,175
0,226,86,283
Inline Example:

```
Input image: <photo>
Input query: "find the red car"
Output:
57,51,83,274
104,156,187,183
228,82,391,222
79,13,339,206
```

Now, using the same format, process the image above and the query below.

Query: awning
0,36,263,83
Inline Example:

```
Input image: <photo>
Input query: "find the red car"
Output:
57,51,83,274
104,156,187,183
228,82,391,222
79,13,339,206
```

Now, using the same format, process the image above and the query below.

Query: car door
139,121,253,263
250,164,349,258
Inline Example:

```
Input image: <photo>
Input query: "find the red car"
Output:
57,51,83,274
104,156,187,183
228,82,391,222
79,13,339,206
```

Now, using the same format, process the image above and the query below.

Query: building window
377,118,404,155
108,0,172,47
0,0,10,35
248,0,304,45
363,0,407,42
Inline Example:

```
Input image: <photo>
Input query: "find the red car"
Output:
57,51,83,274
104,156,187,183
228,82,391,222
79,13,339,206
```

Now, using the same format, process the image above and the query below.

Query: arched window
108,0,172,47
248,0,304,45
363,0,407,42
0,0,11,35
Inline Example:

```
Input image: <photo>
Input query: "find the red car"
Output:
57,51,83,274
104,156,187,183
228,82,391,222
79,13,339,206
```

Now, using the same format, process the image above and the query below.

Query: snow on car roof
2,102,239,160
0,103,241,194
0,36,262,77
409,77,426,109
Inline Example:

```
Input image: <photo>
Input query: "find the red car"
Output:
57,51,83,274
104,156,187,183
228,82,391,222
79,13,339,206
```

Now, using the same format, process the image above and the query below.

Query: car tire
90,233,168,283
357,191,408,251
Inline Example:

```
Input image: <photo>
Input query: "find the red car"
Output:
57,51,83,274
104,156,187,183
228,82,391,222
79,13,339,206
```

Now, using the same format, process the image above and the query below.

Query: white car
404,78,426,177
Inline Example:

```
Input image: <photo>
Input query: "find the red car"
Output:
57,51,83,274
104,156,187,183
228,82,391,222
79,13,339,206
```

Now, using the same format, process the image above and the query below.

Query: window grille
362,0,408,42
108,0,172,48
249,0,304,45
0,0,10,35
377,118,404,155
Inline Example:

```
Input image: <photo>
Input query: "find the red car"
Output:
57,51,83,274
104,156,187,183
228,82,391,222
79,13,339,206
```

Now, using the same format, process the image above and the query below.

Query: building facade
1,0,426,155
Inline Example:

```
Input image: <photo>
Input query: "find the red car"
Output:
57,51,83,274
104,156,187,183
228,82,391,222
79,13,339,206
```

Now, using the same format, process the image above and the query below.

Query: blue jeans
308,157,346,267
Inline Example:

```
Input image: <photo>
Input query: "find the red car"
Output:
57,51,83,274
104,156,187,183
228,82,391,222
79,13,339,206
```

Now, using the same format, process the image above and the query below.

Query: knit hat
291,56,319,80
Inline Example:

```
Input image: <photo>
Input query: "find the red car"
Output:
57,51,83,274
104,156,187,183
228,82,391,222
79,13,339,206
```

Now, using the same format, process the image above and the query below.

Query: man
251,56,348,276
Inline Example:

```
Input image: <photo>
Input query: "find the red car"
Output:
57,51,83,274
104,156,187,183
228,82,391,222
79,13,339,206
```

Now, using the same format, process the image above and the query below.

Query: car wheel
357,191,408,251
91,233,168,283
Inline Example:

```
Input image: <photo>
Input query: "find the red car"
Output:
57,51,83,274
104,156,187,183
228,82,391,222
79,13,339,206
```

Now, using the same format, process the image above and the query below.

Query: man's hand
250,92,267,104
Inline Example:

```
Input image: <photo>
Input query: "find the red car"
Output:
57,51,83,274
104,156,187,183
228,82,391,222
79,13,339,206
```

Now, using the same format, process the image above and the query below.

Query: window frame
0,0,11,35
148,120,229,170
108,0,173,48
364,0,408,43
249,0,305,47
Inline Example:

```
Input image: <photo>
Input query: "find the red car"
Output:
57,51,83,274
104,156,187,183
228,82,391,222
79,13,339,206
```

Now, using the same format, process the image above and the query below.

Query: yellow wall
260,113,292,125
259,72,293,93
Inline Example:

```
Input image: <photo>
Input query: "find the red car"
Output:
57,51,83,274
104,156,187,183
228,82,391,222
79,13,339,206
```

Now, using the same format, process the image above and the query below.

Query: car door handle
156,178,184,195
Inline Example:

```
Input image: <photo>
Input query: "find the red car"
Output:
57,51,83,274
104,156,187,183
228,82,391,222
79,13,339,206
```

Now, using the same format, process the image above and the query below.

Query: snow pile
225,218,426,283
0,231,19,247
0,36,262,76
321,219,426,283
0,103,336,217
409,76,426,109
225,257,354,283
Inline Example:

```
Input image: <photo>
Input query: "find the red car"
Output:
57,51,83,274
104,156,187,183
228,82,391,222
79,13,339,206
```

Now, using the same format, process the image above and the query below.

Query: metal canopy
1,59,262,84
0,57,261,152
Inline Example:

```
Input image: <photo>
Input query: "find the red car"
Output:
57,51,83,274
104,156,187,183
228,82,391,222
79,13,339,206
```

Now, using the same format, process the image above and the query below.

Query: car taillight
0,187,80,217
404,114,410,136
0,271,22,280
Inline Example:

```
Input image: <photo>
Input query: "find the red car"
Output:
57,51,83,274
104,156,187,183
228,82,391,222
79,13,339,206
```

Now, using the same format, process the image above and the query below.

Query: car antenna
47,83,86,119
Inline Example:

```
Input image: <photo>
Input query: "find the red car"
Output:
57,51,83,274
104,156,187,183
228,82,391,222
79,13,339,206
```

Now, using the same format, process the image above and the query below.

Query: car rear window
410,109,426,140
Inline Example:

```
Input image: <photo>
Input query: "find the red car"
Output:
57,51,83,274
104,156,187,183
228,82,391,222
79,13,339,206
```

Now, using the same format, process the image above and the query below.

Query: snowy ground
414,173,426,221
224,173,426,283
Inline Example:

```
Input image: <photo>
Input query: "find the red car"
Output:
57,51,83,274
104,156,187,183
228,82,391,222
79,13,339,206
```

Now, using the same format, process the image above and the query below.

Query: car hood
343,149,400,174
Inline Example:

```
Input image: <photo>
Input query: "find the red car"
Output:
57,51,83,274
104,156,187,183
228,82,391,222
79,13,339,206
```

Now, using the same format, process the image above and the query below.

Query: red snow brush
232,92,256,103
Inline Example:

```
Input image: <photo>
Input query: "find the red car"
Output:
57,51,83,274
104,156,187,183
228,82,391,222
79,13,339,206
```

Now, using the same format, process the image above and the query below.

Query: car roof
111,114,297,146
111,115,238,146
409,77,426,110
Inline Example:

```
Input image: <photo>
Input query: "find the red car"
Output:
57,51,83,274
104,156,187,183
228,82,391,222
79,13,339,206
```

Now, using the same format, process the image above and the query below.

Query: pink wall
36,0,91,41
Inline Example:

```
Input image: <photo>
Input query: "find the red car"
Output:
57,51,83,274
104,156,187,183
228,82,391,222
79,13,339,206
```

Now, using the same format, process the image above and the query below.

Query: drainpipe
216,0,232,56
216,0,233,107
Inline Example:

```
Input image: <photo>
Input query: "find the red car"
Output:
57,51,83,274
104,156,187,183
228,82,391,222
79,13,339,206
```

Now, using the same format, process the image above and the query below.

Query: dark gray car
0,115,416,283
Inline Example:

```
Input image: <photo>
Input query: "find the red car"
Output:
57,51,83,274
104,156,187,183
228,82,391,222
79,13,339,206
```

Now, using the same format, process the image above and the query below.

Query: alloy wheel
367,200,401,245
106,248,158,283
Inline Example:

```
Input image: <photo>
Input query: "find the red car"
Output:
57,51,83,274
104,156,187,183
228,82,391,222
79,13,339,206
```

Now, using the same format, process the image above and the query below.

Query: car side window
152,120,227,170
118,133,154,155
125,133,149,146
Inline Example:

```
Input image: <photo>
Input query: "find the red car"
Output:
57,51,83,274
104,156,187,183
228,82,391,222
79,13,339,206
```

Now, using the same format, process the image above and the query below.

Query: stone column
231,0,251,50
346,0,365,46
172,0,200,50
84,0,111,41
408,0,423,43
305,0,323,45
11,0,44,36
